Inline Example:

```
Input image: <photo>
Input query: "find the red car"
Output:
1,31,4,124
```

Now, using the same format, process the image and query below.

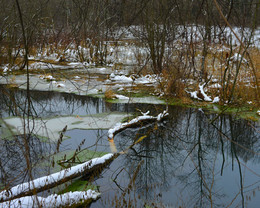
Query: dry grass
104,88,116,99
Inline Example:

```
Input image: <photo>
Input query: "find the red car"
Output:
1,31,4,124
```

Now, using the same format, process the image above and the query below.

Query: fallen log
0,153,117,203
0,110,169,206
108,110,168,139
0,190,100,208
58,110,169,166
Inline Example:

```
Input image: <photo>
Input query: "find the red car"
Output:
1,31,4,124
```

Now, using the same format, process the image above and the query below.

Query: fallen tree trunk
108,110,168,139
0,190,100,208
0,153,117,203
0,110,169,204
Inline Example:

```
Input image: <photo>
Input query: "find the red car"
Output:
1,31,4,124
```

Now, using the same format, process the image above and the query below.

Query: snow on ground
110,73,133,83
209,83,222,89
186,90,201,100
230,53,248,63
108,73,158,85
213,96,220,103
115,94,129,100
0,154,113,203
0,190,100,208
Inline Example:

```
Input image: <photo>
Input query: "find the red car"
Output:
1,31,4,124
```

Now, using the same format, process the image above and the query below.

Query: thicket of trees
0,0,259,102
0,0,258,48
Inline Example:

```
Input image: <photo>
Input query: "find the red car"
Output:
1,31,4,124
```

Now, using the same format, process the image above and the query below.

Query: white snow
212,96,220,103
115,94,129,100
209,83,222,89
108,110,168,139
186,84,212,102
230,53,248,63
0,154,113,203
3,66,8,73
257,110,260,116
110,74,133,83
56,83,66,88
0,190,100,208
135,75,158,84
39,75,55,81
188,91,200,100
199,84,212,102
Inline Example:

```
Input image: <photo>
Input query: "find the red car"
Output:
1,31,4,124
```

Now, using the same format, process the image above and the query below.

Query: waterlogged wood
0,153,117,203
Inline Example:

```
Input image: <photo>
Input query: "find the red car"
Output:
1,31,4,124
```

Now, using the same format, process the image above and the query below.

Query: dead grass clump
232,81,259,106
161,68,187,98
105,88,116,99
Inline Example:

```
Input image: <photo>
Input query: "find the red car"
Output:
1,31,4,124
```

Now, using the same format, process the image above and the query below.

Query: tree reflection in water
109,107,260,208
0,135,53,188
0,85,259,207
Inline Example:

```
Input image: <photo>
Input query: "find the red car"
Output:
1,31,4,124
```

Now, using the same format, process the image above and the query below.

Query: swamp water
0,86,259,208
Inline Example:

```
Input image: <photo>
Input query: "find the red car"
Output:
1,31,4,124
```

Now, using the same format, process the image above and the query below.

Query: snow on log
198,84,212,102
186,83,212,102
0,190,100,208
108,110,168,139
0,153,114,203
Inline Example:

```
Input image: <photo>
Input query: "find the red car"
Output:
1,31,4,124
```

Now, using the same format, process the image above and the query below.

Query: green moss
72,121,84,125
167,97,259,122
59,179,97,194
56,149,109,167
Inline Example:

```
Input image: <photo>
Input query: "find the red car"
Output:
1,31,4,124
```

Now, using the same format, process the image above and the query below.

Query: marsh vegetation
0,0,259,207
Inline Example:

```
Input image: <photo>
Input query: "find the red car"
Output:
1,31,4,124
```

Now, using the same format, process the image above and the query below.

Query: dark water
0,85,260,207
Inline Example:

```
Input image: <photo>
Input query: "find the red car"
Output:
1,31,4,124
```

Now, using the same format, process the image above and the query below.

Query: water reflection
0,135,53,188
0,85,133,118
94,108,260,208
0,85,259,207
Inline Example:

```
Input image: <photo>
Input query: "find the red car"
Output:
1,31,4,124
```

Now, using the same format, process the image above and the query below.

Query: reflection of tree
113,106,260,207
0,135,52,188
0,85,115,117
114,107,185,205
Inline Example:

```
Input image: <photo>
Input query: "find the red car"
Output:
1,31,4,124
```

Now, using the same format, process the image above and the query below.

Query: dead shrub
161,66,187,98
105,88,116,99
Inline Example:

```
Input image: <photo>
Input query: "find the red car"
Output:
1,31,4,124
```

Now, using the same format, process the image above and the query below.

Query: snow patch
110,73,133,83
209,83,222,89
230,53,248,63
115,94,129,100
212,97,220,103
